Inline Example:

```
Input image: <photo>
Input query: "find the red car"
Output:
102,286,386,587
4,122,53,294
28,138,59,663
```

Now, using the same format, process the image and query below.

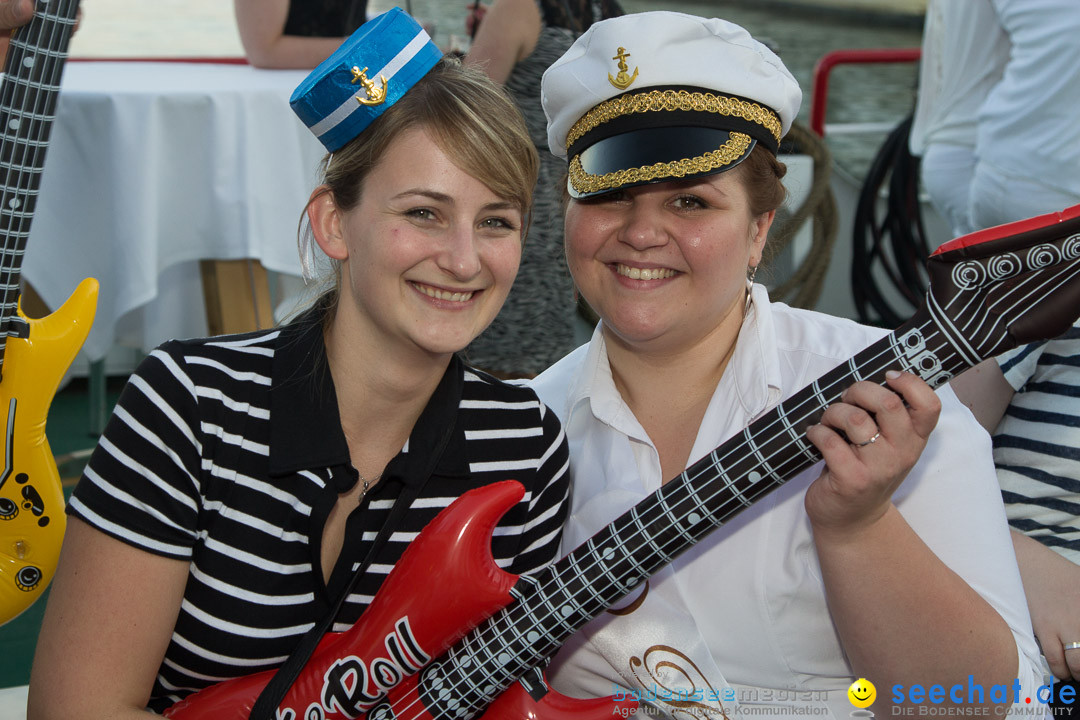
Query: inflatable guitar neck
0,0,97,626
166,204,1080,720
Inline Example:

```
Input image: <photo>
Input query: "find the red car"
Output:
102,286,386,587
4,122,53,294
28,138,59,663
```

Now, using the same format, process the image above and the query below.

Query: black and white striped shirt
68,306,570,711
994,319,1080,563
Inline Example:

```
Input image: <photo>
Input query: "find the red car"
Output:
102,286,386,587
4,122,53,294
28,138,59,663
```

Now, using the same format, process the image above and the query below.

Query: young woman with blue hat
530,11,1046,717
28,10,570,718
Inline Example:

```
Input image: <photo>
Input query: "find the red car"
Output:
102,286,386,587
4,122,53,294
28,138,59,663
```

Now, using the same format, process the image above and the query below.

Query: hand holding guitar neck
803,371,941,540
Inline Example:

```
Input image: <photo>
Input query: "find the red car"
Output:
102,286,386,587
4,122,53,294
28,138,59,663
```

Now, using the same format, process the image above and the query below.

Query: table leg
199,259,274,336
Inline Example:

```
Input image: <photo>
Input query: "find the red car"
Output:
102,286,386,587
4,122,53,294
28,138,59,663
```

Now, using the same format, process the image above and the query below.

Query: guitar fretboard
0,0,81,367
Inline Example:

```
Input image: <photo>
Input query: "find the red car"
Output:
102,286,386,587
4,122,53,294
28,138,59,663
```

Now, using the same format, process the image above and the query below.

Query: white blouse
530,285,1046,720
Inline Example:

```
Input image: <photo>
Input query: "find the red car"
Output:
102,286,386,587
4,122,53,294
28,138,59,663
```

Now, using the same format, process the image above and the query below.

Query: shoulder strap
248,418,457,720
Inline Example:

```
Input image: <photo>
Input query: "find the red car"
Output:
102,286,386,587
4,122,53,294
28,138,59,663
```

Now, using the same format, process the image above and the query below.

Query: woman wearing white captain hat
530,11,1045,717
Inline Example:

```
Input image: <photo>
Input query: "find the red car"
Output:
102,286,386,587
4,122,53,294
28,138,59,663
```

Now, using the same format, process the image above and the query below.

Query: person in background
462,0,623,378
234,0,366,69
910,0,1080,239
27,10,569,718
907,0,1006,238
965,0,1080,233
530,11,1046,717
952,331,1080,691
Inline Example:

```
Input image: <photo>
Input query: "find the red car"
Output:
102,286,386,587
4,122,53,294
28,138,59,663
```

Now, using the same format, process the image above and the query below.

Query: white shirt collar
564,284,785,462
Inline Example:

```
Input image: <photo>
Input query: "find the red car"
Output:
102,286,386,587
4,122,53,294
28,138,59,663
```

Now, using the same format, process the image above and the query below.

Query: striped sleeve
996,340,1046,392
68,342,204,559
504,400,570,577
992,322,1080,561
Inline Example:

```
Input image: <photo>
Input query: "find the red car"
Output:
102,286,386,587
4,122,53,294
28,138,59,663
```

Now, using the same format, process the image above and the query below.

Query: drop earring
745,264,758,312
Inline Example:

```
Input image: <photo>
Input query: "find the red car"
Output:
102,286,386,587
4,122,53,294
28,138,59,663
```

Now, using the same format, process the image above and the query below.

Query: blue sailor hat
290,7,442,152
541,11,802,198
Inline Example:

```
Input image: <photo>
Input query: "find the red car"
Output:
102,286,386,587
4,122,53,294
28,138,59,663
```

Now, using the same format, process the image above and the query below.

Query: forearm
234,0,342,69
27,520,189,720
27,695,165,720
815,505,1018,710
1011,529,1080,680
463,0,539,84
242,35,345,69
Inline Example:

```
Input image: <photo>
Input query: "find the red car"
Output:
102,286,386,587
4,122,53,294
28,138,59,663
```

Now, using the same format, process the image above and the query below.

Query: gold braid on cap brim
565,89,782,151
569,132,752,195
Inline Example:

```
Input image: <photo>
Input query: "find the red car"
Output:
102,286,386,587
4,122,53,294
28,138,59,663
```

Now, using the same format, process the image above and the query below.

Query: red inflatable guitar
166,203,1080,720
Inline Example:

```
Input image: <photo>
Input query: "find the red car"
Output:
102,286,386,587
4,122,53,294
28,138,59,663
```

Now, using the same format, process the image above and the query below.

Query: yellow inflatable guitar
0,0,96,626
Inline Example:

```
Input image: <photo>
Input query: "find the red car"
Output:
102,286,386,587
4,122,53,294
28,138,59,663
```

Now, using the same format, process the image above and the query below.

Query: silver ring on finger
1064,641,1080,651
854,431,881,448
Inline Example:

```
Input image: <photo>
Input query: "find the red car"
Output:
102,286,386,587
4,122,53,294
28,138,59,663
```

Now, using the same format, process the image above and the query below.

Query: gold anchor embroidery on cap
608,46,639,90
351,65,387,106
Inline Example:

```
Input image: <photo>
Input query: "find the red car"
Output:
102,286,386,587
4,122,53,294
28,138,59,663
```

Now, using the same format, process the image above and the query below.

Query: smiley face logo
848,678,876,708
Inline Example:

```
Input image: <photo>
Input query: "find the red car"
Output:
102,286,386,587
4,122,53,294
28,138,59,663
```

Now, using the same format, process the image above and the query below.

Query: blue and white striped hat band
290,7,442,152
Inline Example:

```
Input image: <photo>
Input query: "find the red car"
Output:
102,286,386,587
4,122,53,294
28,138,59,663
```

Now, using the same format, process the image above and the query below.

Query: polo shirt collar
268,301,469,485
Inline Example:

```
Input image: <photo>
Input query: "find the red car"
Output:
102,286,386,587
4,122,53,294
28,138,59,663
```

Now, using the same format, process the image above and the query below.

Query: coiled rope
762,121,840,310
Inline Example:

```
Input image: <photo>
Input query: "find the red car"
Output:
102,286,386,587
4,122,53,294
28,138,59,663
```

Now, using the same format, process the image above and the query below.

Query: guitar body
0,277,97,625
165,480,632,720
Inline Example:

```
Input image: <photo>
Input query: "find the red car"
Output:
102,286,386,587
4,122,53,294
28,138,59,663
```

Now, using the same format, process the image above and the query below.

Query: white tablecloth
0,685,25,720
22,61,326,362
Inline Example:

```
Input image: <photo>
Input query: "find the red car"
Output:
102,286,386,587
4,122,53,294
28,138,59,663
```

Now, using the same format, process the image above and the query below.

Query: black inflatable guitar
166,204,1080,720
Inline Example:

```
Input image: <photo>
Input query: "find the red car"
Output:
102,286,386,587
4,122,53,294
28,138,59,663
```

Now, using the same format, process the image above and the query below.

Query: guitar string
379,256,1080,720
389,253,1080,720
0,0,77,347
0,7,39,346
0,8,27,341
12,2,79,255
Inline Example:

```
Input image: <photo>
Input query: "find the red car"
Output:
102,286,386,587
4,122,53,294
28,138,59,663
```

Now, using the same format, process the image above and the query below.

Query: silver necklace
356,473,380,504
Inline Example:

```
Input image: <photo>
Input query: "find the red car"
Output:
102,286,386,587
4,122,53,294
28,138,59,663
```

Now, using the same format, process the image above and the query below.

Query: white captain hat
290,7,442,152
541,11,802,197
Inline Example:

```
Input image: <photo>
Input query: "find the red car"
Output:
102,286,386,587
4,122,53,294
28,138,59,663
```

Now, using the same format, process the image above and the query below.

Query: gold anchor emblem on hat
608,47,639,90
351,65,387,106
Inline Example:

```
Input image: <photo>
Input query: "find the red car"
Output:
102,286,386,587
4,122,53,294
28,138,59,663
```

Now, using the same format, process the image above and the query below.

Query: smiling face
564,168,773,357
847,678,877,709
310,126,523,359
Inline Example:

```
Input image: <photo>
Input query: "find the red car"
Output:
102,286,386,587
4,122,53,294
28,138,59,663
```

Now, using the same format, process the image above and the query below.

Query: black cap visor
568,126,756,198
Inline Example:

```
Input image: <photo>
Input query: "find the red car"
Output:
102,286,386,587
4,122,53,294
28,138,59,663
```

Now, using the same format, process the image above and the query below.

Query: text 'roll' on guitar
164,203,1080,720
0,0,97,627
